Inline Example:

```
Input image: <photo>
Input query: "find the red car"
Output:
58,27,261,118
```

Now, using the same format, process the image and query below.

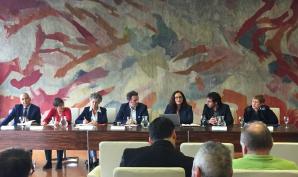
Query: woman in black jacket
243,95,278,125
164,90,193,124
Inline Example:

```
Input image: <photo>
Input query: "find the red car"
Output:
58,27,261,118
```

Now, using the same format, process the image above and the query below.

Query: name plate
267,126,274,132
211,126,227,131
0,126,15,130
182,123,200,127
77,125,96,130
110,125,125,131
30,126,44,131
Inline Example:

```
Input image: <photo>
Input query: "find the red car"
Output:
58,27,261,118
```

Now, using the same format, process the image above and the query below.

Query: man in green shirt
233,121,298,170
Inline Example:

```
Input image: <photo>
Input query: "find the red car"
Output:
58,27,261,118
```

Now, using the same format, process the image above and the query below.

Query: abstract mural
0,0,297,125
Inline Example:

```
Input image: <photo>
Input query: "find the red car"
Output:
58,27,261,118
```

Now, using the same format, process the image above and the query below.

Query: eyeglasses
175,96,183,99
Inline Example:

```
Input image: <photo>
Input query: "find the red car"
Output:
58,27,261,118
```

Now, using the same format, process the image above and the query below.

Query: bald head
240,121,273,153
20,93,31,108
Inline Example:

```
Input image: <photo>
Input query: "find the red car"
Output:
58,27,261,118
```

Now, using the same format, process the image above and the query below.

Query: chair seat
87,165,101,177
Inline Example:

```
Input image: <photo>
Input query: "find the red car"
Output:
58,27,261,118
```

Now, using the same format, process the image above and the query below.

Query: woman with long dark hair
164,90,193,124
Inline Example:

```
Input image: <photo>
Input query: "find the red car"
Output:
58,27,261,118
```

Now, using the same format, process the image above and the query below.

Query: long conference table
0,124,297,152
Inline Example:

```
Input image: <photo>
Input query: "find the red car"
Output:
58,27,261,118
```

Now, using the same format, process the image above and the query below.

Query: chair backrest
180,142,234,158
270,142,298,165
113,167,185,177
271,107,280,123
106,108,117,123
70,108,80,124
99,141,149,177
230,107,237,123
233,169,298,177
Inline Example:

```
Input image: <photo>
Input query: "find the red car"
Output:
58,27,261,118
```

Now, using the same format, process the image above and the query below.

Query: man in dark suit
120,117,194,177
115,90,149,124
201,92,233,126
0,93,41,126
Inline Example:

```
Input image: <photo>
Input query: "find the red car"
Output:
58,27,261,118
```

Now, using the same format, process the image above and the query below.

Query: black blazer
201,103,234,126
115,103,148,124
243,105,278,125
120,140,194,177
75,106,107,124
164,104,193,124
0,104,41,126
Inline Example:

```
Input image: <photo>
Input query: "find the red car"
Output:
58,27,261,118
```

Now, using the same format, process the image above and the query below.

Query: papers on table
0,126,15,130
181,123,200,127
211,126,227,131
75,124,96,130
124,124,138,127
110,125,126,131
17,120,35,126
267,126,274,132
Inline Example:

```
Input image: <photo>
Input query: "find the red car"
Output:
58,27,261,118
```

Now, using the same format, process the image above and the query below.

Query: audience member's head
192,141,232,177
240,121,273,155
0,148,33,177
206,92,222,109
252,95,265,110
126,90,139,108
89,92,102,110
148,117,176,146
20,93,31,108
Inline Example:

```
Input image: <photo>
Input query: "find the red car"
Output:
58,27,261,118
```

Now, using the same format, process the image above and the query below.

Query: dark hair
207,92,222,105
90,92,102,102
53,97,64,107
240,121,273,151
169,90,188,111
126,90,138,101
0,148,32,177
253,95,265,104
149,117,175,142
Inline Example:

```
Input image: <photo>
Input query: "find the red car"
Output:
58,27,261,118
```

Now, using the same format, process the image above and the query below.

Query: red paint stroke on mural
0,95,19,118
174,56,224,75
236,0,298,84
74,67,109,85
142,92,157,108
174,45,208,62
234,0,275,42
0,58,20,84
222,89,247,121
10,70,42,89
264,94,288,123
195,76,205,91
71,87,115,108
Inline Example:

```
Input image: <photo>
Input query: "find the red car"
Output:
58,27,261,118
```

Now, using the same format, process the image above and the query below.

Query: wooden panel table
0,124,297,152
0,126,87,150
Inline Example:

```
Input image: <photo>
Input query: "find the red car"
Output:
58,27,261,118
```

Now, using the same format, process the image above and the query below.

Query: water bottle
60,116,68,127
201,115,207,127
141,116,149,128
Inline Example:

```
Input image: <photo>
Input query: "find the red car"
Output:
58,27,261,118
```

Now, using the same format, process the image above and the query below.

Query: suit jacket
75,106,107,124
120,140,194,177
0,104,41,126
243,105,278,125
201,103,234,126
115,103,148,124
164,104,193,124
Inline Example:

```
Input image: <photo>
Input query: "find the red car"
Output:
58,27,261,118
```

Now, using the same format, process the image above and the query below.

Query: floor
31,150,89,177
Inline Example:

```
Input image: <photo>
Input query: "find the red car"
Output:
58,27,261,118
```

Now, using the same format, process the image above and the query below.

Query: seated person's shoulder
100,107,107,112
273,157,298,169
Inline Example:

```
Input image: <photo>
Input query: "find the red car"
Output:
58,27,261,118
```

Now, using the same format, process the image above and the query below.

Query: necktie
23,107,28,117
